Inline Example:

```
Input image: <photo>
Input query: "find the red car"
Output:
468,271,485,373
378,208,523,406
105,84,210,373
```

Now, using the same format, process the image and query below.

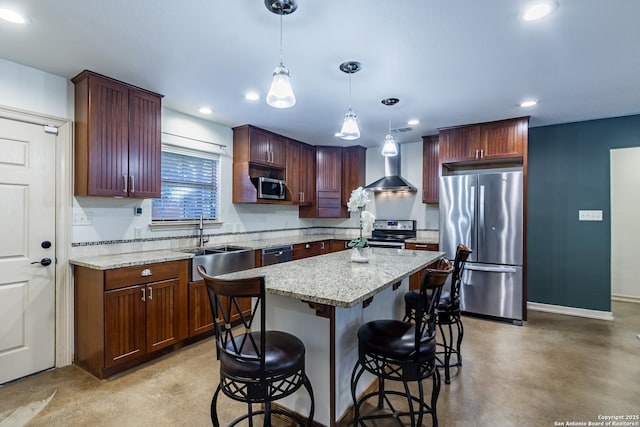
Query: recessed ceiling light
522,1,558,21
0,8,27,24
245,92,260,101
520,100,538,108
407,119,420,126
198,107,213,114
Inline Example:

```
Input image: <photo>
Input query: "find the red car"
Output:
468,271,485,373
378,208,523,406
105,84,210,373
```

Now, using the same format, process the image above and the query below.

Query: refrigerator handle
465,264,518,273
478,184,485,250
470,185,476,254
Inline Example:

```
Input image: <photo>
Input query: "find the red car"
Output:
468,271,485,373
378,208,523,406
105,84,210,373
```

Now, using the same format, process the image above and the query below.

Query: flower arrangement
346,187,375,249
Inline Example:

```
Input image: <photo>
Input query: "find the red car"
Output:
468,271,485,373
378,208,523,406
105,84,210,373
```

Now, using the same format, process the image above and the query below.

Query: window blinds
152,145,219,221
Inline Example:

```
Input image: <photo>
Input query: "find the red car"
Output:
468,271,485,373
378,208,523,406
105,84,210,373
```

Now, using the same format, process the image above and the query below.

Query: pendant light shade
381,134,398,156
267,63,296,108
338,61,361,140
265,0,297,109
381,98,399,157
339,109,360,140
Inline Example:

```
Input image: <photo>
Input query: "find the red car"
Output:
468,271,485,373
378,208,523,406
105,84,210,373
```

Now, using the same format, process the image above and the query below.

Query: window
152,145,220,221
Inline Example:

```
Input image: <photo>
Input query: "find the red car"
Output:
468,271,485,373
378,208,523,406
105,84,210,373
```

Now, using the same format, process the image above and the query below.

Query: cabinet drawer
105,261,182,290
405,243,438,251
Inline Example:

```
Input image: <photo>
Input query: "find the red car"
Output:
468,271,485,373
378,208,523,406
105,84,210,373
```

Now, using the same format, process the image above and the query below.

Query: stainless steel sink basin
182,246,255,281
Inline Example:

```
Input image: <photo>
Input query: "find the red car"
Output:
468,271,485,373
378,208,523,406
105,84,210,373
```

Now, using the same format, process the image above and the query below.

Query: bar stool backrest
450,244,472,306
197,265,266,372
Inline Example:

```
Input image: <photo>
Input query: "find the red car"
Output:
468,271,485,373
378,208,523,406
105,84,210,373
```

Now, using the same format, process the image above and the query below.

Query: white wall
611,147,640,300
365,141,439,230
73,108,313,243
0,58,72,119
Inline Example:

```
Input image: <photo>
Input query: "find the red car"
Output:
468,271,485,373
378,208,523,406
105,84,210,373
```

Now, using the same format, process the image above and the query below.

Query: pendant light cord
348,70,353,109
279,11,283,64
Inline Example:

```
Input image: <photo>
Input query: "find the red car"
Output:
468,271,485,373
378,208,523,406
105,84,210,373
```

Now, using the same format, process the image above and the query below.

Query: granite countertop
230,234,347,250
69,250,195,270
405,237,439,245
215,248,445,308
68,235,350,270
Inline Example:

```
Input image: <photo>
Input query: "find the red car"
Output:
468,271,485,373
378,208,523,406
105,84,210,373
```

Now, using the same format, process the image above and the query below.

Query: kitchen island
216,247,444,427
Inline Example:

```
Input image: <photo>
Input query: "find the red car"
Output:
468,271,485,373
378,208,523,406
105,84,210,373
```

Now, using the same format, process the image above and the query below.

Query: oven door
367,240,405,249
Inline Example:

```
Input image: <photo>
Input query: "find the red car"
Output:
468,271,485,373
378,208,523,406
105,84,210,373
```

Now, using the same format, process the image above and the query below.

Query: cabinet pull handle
321,242,325,250
299,192,304,203
141,287,145,301
123,175,128,193
148,286,152,300
130,175,135,194
415,244,429,248
481,149,484,158
475,150,479,159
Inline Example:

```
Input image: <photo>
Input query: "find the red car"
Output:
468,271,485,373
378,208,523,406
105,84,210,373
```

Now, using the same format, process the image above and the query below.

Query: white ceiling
1,0,639,148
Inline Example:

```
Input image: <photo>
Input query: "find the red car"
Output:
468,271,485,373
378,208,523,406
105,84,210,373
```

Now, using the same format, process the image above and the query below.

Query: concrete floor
1,301,638,427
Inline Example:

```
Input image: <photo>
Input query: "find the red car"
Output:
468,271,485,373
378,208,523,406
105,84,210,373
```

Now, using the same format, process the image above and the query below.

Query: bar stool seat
198,265,315,427
351,260,453,427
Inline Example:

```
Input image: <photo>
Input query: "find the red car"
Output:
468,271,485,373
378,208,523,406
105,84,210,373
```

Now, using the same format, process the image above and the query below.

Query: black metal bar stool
404,244,471,384
198,265,315,427
350,260,453,427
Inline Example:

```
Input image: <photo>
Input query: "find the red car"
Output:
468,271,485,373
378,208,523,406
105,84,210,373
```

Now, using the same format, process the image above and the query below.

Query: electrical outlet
578,210,603,221
134,227,143,239
73,212,92,225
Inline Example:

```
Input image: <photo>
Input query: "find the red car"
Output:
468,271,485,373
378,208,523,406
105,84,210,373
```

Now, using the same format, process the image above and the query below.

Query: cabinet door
330,239,350,252
128,89,162,198
104,285,146,368
439,126,481,164
146,278,187,353
341,146,366,217
480,117,527,160
188,280,213,337
406,243,440,290
299,143,316,206
286,139,302,203
422,135,439,204
86,75,130,197
269,134,287,168
316,146,342,218
249,127,271,165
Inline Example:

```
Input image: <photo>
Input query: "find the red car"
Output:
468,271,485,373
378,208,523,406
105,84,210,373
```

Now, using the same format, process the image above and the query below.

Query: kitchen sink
182,246,255,281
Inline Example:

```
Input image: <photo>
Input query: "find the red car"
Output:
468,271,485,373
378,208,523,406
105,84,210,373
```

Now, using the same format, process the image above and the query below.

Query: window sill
149,220,223,231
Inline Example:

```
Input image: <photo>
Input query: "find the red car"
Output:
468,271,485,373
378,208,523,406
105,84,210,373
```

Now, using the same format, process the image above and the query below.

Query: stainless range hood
364,151,417,192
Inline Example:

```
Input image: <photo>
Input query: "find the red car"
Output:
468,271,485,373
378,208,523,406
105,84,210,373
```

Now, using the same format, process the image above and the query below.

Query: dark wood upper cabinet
247,126,286,168
72,70,162,198
422,135,439,204
341,146,367,217
439,117,528,165
286,139,315,206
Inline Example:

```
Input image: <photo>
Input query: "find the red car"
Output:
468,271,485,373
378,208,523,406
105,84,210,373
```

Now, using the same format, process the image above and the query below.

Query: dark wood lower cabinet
188,280,252,338
406,243,439,290
75,260,188,378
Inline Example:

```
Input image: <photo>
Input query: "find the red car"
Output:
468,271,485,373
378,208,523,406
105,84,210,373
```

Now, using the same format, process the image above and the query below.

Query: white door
0,117,56,384
611,147,640,300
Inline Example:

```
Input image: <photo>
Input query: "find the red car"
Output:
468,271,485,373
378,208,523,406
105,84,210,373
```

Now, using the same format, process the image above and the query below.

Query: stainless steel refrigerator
439,170,524,324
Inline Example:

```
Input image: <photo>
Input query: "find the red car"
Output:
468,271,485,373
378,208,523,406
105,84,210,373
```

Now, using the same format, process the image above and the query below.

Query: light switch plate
578,210,603,221
73,212,92,225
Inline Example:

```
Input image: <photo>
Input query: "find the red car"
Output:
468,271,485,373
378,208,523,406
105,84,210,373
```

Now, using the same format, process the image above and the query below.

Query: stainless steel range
368,220,417,249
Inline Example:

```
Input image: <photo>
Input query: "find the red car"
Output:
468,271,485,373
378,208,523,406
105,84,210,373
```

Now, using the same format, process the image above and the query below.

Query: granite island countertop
215,248,445,308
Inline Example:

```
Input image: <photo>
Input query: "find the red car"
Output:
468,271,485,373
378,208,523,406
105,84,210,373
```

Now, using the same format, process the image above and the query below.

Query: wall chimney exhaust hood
364,150,417,193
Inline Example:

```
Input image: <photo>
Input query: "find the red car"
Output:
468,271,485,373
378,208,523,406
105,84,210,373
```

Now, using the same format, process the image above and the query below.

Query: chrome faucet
198,214,209,248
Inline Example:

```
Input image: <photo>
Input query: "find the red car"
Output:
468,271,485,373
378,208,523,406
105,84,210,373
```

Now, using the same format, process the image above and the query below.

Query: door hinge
44,125,59,135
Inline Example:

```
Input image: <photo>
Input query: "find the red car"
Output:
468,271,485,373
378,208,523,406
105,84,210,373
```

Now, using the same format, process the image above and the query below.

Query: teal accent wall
527,114,640,312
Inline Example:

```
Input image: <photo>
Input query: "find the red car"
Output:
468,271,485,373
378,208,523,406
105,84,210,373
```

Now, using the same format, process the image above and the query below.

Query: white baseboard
611,294,640,304
527,302,614,321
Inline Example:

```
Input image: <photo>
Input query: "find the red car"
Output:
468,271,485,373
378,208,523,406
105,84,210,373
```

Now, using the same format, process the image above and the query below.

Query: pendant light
338,61,361,140
381,98,399,157
265,0,297,109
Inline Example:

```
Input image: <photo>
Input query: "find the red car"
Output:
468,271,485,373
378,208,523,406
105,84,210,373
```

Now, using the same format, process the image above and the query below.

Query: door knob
31,258,52,266
41,241,52,249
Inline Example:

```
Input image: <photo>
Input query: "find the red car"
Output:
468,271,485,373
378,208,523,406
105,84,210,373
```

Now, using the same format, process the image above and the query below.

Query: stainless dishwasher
261,245,293,266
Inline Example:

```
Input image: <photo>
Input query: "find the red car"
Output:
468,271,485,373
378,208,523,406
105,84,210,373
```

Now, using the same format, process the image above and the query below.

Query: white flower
361,210,375,234
347,187,370,212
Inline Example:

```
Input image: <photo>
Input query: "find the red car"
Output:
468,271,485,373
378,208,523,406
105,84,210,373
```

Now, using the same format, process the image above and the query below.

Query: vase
350,247,371,263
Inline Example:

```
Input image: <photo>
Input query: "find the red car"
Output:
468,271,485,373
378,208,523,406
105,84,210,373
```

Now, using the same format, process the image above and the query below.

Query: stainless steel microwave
257,177,286,200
